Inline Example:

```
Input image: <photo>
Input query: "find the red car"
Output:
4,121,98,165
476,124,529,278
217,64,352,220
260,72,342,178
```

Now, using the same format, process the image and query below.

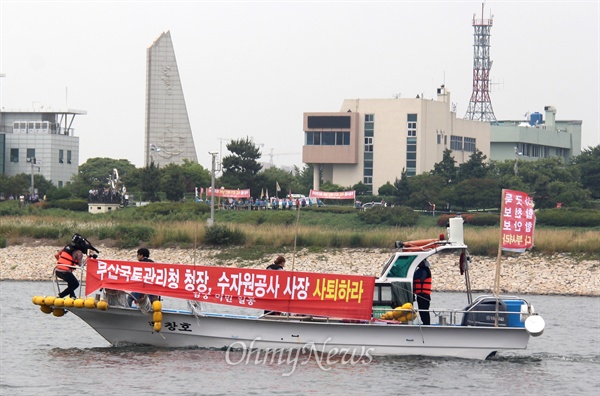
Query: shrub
467,214,499,226
0,236,6,248
536,208,600,227
45,199,88,211
204,224,246,246
358,206,419,226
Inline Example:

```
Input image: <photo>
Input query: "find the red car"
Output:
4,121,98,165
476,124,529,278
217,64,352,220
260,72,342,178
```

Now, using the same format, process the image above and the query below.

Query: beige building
303,86,490,194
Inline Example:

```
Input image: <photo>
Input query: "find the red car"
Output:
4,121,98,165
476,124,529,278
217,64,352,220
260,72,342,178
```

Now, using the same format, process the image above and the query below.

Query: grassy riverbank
0,204,599,260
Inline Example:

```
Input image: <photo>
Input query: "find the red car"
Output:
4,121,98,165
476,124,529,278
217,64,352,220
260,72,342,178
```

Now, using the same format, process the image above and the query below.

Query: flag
261,188,264,199
276,181,281,192
500,189,536,252
195,187,198,198
266,188,269,200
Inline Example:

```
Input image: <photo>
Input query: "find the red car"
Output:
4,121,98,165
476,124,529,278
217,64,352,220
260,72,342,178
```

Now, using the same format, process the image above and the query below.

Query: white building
0,108,84,188
303,86,490,194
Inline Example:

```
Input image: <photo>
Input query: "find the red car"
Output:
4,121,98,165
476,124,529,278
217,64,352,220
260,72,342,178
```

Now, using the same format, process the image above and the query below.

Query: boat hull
68,307,531,360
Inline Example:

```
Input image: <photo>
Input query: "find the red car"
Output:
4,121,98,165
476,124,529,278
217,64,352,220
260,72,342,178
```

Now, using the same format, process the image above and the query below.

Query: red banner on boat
309,190,356,200
500,189,536,252
85,259,375,320
207,188,251,198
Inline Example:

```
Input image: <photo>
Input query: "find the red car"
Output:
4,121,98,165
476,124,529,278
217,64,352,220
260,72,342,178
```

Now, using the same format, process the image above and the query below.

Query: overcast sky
1,1,598,171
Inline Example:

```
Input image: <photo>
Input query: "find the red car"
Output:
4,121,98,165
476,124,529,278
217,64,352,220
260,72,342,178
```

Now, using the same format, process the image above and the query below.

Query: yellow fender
54,298,65,307
84,298,96,309
52,308,66,317
40,305,52,314
97,300,109,310
64,297,75,307
74,298,85,308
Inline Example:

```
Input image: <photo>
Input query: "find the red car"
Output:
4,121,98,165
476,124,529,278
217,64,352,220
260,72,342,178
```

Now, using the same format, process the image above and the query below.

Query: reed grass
0,215,598,257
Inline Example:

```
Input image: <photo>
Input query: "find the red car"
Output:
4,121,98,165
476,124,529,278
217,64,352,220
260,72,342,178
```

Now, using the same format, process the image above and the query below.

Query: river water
1,281,598,395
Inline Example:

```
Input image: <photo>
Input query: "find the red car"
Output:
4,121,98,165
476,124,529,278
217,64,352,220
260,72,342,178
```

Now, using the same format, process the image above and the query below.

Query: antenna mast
465,2,496,122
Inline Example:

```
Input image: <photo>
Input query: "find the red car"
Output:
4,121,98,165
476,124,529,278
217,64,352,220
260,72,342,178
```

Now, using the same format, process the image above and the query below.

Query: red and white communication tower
465,3,496,122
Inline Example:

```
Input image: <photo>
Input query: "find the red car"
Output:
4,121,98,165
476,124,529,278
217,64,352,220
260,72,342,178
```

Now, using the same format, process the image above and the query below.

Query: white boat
33,216,545,360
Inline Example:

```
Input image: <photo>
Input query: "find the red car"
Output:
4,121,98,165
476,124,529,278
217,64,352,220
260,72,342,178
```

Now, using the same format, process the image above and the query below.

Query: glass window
406,152,416,160
364,152,373,160
364,122,374,130
450,136,463,150
58,181,63,188
313,132,321,145
343,132,350,145
364,160,373,168
364,168,373,176
365,129,374,137
363,176,372,185
67,150,72,164
437,135,441,144
364,137,373,152
407,114,418,122
387,256,417,278
464,137,476,152
59,149,64,163
407,160,416,168
365,114,374,122
306,132,314,145
10,148,19,162
322,132,335,145
27,148,35,160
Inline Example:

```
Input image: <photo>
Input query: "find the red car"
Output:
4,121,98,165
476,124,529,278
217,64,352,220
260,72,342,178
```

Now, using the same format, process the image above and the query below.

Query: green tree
180,159,211,194
160,163,186,201
458,149,488,181
220,137,262,196
70,157,136,199
260,166,295,198
431,149,457,183
547,180,592,208
393,168,410,204
405,174,446,209
352,181,370,196
452,178,501,210
139,161,161,202
378,181,397,196
571,145,600,199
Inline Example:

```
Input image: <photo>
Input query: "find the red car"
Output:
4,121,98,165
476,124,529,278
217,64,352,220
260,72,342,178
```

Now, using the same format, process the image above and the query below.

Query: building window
406,137,417,176
363,176,372,185
364,137,373,152
27,148,36,161
437,134,441,144
305,132,349,146
464,137,476,152
58,181,63,188
407,114,417,137
59,149,64,163
365,114,374,122
67,150,72,164
10,148,19,162
450,136,463,151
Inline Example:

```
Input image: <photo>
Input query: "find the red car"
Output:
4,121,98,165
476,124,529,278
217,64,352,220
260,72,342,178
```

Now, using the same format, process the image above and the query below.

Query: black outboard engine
461,297,508,327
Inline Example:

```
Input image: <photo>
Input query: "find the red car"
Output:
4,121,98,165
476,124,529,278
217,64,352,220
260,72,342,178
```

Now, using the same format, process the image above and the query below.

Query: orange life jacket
414,276,432,295
56,249,79,272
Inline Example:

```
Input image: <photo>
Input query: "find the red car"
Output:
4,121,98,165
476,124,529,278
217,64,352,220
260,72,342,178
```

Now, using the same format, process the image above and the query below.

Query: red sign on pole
500,189,536,252
85,259,376,320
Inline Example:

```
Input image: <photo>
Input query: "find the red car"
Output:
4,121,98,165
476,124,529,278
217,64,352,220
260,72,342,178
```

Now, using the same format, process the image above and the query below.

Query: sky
1,1,598,171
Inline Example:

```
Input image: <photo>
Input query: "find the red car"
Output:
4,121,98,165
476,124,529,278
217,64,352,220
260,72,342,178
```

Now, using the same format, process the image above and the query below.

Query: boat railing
52,264,86,298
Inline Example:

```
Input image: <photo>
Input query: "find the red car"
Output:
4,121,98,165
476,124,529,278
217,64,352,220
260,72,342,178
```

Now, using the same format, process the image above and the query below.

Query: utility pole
207,151,218,227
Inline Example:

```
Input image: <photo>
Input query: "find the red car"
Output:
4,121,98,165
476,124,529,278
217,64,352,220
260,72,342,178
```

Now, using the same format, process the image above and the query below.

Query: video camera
71,233,100,257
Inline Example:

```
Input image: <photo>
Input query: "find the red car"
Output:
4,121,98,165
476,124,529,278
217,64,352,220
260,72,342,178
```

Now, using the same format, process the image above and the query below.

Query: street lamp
207,151,218,227
513,146,522,176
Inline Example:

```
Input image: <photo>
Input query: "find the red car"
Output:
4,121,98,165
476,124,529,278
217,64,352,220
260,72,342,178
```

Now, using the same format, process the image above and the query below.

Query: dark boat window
387,255,417,278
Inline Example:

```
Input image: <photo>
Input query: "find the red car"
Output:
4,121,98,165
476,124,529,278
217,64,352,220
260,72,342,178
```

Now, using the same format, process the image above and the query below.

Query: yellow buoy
153,322,162,332
64,297,75,307
44,296,56,306
74,298,85,308
153,312,163,322
52,308,66,317
84,298,96,309
34,296,46,306
32,296,39,304
54,298,65,307
40,305,52,314
152,300,162,312
97,300,109,310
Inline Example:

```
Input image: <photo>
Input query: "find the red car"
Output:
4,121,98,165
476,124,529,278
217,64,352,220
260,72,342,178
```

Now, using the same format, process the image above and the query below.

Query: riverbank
1,245,598,296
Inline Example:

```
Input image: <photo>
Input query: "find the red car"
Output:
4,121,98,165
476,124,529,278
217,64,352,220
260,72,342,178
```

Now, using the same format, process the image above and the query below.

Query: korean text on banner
501,189,536,252
85,259,376,320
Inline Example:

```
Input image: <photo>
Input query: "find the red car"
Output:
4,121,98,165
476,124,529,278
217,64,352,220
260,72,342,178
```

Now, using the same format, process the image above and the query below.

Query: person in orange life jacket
413,260,432,325
128,248,160,308
264,256,286,315
55,234,98,298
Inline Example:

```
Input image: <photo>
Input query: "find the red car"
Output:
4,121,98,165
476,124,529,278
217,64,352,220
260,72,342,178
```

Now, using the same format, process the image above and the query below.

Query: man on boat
55,234,98,298
413,260,432,325
264,256,286,315
128,248,160,307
